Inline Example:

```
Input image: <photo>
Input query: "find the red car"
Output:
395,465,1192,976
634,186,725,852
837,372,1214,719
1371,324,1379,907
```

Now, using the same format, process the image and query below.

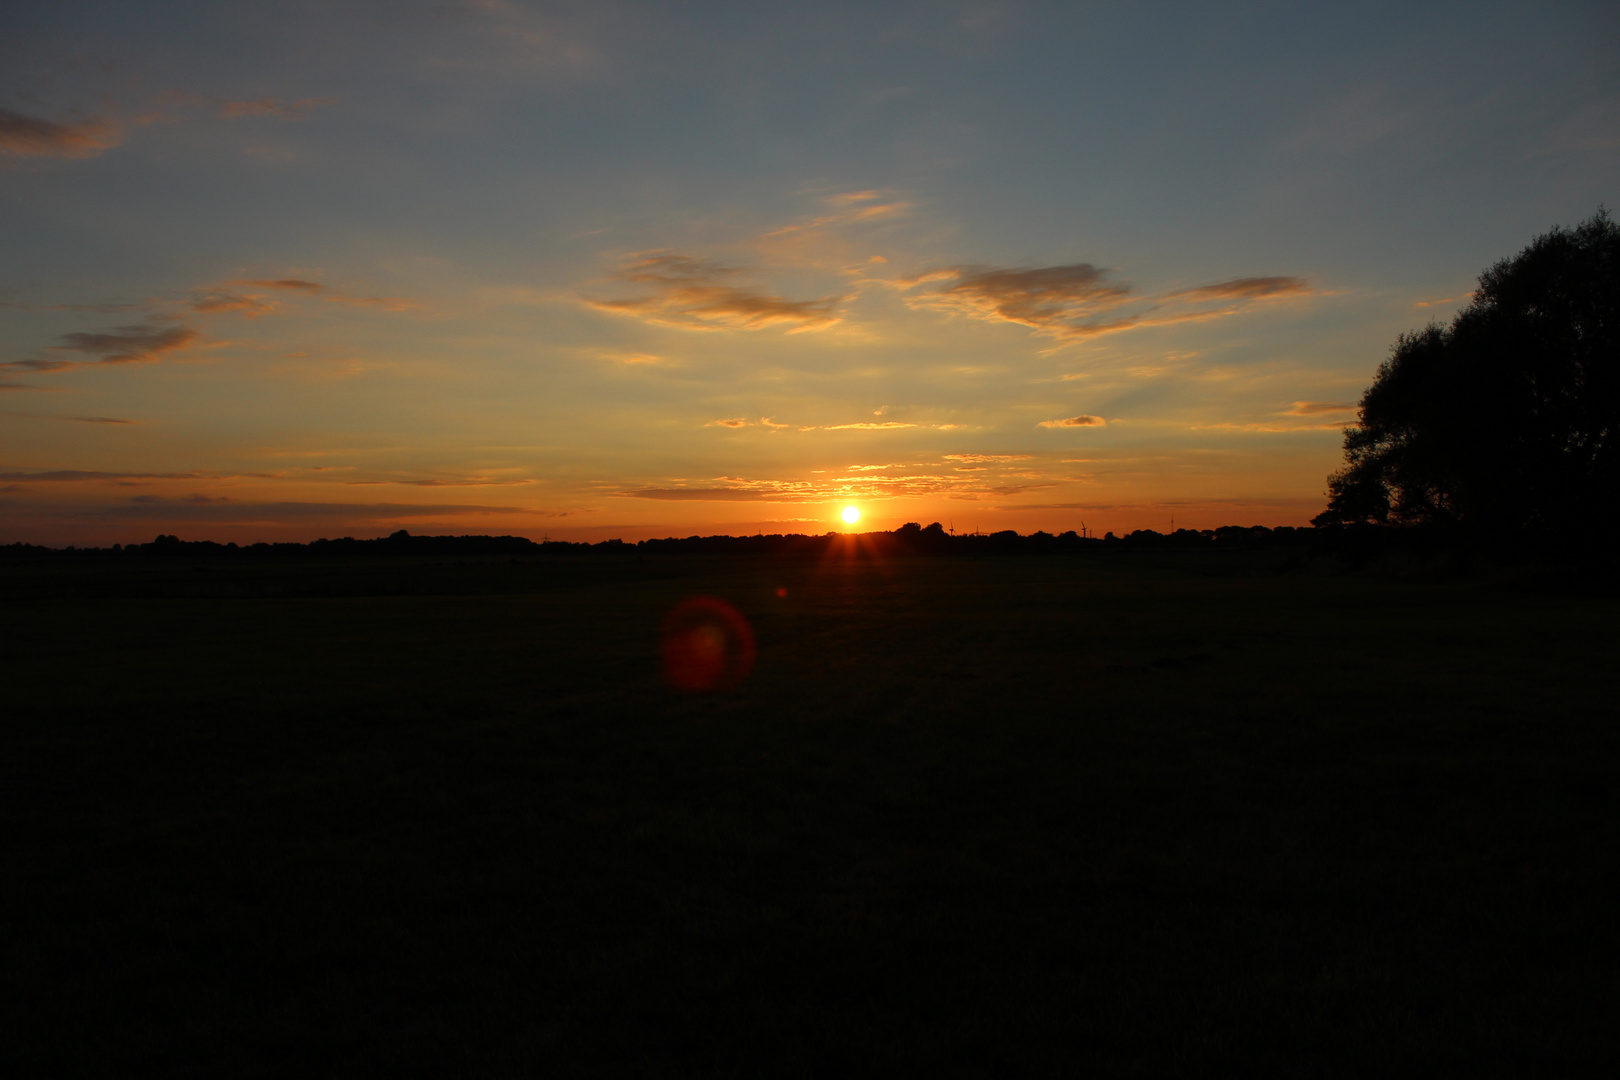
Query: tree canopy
1316,210,1619,550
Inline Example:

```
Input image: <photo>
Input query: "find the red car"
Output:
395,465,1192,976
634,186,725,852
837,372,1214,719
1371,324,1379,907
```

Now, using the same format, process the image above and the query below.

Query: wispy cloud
906,263,1133,337
217,96,335,119
191,290,279,317
587,252,840,331
1283,401,1355,416
0,469,243,483
1038,415,1106,428
236,278,325,292
323,293,423,312
1,321,199,373
0,107,123,159
344,476,536,487
902,263,1312,345
754,190,914,265
1166,277,1309,302
944,453,1032,463
189,277,419,316
95,499,528,522
620,468,1060,503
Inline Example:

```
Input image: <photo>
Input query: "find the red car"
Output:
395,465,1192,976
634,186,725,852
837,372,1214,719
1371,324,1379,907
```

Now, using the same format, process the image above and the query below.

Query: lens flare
661,596,756,692
841,505,861,524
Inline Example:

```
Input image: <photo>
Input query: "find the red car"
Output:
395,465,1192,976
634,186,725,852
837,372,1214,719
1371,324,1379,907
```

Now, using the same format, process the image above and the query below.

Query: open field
3,547,1616,1076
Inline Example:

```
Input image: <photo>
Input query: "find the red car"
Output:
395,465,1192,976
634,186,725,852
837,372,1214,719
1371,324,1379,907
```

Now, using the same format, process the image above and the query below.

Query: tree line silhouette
3,524,1318,560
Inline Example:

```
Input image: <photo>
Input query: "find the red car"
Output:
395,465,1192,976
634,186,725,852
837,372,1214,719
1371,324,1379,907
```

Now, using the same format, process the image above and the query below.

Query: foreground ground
2,547,1616,1076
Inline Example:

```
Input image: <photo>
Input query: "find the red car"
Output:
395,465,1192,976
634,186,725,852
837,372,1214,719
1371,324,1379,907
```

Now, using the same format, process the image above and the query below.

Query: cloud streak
0,107,123,159
2,321,200,374
217,96,335,119
1038,415,1106,428
587,252,840,331
903,263,1311,344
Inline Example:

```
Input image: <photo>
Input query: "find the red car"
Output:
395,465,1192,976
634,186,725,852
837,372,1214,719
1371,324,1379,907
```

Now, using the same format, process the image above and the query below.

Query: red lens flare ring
660,596,757,692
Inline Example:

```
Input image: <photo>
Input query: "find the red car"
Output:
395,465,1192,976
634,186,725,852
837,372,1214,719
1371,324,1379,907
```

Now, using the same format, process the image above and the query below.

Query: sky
3,1,1617,545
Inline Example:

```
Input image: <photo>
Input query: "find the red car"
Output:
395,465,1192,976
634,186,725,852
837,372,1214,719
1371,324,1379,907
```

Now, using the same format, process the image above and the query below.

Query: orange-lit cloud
0,107,124,159
906,263,1134,337
344,477,537,487
323,293,423,312
1038,415,1106,427
1166,276,1309,301
587,252,840,331
236,278,325,292
191,290,279,317
2,322,200,373
904,263,1312,344
217,96,335,119
621,467,1062,503
1283,400,1355,416
754,190,913,265
94,499,529,522
944,453,1032,463
0,469,244,483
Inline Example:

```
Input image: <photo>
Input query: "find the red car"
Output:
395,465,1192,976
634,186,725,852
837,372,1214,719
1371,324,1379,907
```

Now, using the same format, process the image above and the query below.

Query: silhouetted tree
1316,210,1619,550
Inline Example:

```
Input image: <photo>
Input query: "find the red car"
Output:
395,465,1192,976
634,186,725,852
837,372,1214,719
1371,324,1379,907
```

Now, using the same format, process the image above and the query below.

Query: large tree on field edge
1315,210,1619,549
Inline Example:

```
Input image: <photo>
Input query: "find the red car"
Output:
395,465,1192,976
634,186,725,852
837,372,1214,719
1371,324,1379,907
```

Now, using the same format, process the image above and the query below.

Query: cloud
1166,277,1309,301
94,499,529,522
1284,401,1356,416
69,416,136,424
801,421,919,431
2,322,200,373
217,97,334,119
344,477,536,487
190,277,418,315
620,467,1062,504
943,453,1032,463
1038,415,1106,428
0,470,232,483
56,323,199,364
323,294,423,312
903,263,1313,344
236,278,325,292
753,190,914,265
191,290,278,317
587,252,840,331
622,487,783,502
0,107,123,159
708,418,750,428
906,263,1134,337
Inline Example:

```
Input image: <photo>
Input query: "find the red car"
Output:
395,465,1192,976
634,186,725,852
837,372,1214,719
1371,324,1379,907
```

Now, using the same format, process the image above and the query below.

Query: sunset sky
3,1,1617,544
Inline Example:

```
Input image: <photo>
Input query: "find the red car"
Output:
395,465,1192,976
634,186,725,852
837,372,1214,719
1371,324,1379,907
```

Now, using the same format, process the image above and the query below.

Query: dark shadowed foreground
2,546,1615,1076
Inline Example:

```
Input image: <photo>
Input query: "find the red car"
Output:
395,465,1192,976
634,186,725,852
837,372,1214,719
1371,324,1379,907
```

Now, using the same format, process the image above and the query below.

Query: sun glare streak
841,505,861,524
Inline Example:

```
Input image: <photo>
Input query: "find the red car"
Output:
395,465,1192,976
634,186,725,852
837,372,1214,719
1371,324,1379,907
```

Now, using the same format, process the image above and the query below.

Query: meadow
3,544,1615,1076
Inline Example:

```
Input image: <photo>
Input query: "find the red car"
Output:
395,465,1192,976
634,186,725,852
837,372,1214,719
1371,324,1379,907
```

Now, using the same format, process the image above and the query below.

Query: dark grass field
3,546,1616,1076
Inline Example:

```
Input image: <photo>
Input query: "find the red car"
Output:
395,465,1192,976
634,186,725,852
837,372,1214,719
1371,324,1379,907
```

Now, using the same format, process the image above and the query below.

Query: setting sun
841,506,861,525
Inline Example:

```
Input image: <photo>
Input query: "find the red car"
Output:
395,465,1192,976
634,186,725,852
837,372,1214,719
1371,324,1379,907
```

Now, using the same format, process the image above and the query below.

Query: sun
841,505,861,525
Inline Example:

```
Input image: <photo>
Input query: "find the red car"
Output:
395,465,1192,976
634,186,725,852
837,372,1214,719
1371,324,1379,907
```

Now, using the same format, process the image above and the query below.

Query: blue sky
3,1,1616,543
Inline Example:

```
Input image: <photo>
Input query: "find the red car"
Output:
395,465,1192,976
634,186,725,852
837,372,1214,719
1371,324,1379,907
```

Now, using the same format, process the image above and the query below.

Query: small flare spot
775,587,787,598
661,596,756,692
